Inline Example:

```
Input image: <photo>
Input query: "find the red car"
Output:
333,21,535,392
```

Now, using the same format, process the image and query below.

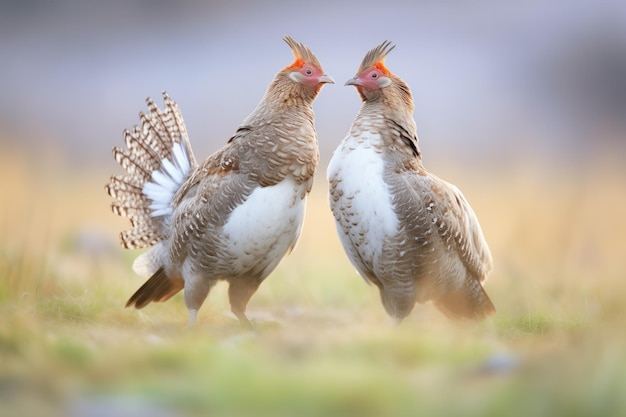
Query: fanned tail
106,91,197,249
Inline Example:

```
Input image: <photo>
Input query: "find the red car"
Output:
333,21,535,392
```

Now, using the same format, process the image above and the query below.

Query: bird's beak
319,74,335,84
345,77,362,86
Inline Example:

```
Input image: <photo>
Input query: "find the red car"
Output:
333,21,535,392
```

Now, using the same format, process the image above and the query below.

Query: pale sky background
1,0,625,172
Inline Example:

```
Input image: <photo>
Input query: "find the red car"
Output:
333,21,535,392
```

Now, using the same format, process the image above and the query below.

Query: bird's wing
165,131,256,258
406,173,493,282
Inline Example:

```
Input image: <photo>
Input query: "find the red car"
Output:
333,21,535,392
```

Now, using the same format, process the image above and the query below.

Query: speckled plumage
328,41,494,321
107,36,332,325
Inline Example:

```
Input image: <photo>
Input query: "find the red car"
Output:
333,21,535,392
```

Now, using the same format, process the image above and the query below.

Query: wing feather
399,173,493,282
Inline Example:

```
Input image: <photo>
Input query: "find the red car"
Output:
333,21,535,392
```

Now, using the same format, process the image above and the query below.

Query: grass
1,147,626,416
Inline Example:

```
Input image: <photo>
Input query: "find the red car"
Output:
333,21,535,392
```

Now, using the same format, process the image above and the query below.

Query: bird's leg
183,272,215,327
185,309,198,328
228,278,261,328
234,312,254,329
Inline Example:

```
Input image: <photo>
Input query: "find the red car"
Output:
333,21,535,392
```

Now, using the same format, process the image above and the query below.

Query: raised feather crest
357,40,396,74
283,35,322,69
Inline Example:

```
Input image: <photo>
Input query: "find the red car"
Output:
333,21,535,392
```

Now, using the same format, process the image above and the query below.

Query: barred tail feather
106,91,196,249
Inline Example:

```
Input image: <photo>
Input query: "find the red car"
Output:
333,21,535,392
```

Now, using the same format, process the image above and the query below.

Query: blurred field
1,146,626,417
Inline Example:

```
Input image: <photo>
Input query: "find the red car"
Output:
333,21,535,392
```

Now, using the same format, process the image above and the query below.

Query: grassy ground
1,148,625,416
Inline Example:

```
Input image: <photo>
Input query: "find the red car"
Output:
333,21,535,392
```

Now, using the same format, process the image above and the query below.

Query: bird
327,41,495,321
106,36,333,326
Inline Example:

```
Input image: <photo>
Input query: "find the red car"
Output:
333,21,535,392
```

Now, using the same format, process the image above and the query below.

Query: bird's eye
305,69,312,75
372,73,378,78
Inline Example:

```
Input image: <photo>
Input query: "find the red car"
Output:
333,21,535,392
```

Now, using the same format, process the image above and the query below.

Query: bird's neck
266,75,318,108
355,100,423,169
242,90,314,128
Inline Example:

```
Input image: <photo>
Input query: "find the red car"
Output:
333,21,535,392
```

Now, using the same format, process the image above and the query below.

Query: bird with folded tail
327,41,494,321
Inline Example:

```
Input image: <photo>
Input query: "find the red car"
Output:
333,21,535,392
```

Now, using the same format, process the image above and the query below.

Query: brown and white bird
106,36,333,326
327,41,495,321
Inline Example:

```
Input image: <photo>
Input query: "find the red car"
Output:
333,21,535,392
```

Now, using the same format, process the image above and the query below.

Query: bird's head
282,36,334,95
346,41,412,107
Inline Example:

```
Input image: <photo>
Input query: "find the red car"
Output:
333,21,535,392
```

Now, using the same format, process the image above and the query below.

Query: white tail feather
143,141,191,220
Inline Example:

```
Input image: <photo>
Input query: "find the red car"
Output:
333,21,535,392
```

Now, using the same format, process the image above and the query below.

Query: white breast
222,176,306,277
327,132,398,274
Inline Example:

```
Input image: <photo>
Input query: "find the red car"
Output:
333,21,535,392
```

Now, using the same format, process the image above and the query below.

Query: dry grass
1,147,626,416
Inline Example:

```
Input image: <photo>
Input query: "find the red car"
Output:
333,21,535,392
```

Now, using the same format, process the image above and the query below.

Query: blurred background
1,0,624,170
2,1,626,416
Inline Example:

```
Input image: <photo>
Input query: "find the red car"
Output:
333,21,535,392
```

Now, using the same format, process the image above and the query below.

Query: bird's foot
184,309,198,329
232,311,254,329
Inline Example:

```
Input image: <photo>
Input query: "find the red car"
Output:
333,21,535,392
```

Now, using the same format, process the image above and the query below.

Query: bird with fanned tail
327,41,495,321
106,36,333,326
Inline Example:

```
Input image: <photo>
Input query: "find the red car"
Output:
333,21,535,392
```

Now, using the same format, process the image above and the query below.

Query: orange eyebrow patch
375,61,391,75
284,58,305,70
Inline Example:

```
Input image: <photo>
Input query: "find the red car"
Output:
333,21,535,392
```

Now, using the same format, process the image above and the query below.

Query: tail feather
107,175,143,196
111,202,151,218
126,267,184,309
434,279,495,321
106,91,196,249
123,126,165,174
107,176,148,217
120,227,166,250
140,95,196,167
112,146,153,182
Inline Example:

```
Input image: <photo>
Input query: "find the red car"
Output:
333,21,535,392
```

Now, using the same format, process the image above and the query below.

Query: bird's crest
358,40,396,75
283,35,322,70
